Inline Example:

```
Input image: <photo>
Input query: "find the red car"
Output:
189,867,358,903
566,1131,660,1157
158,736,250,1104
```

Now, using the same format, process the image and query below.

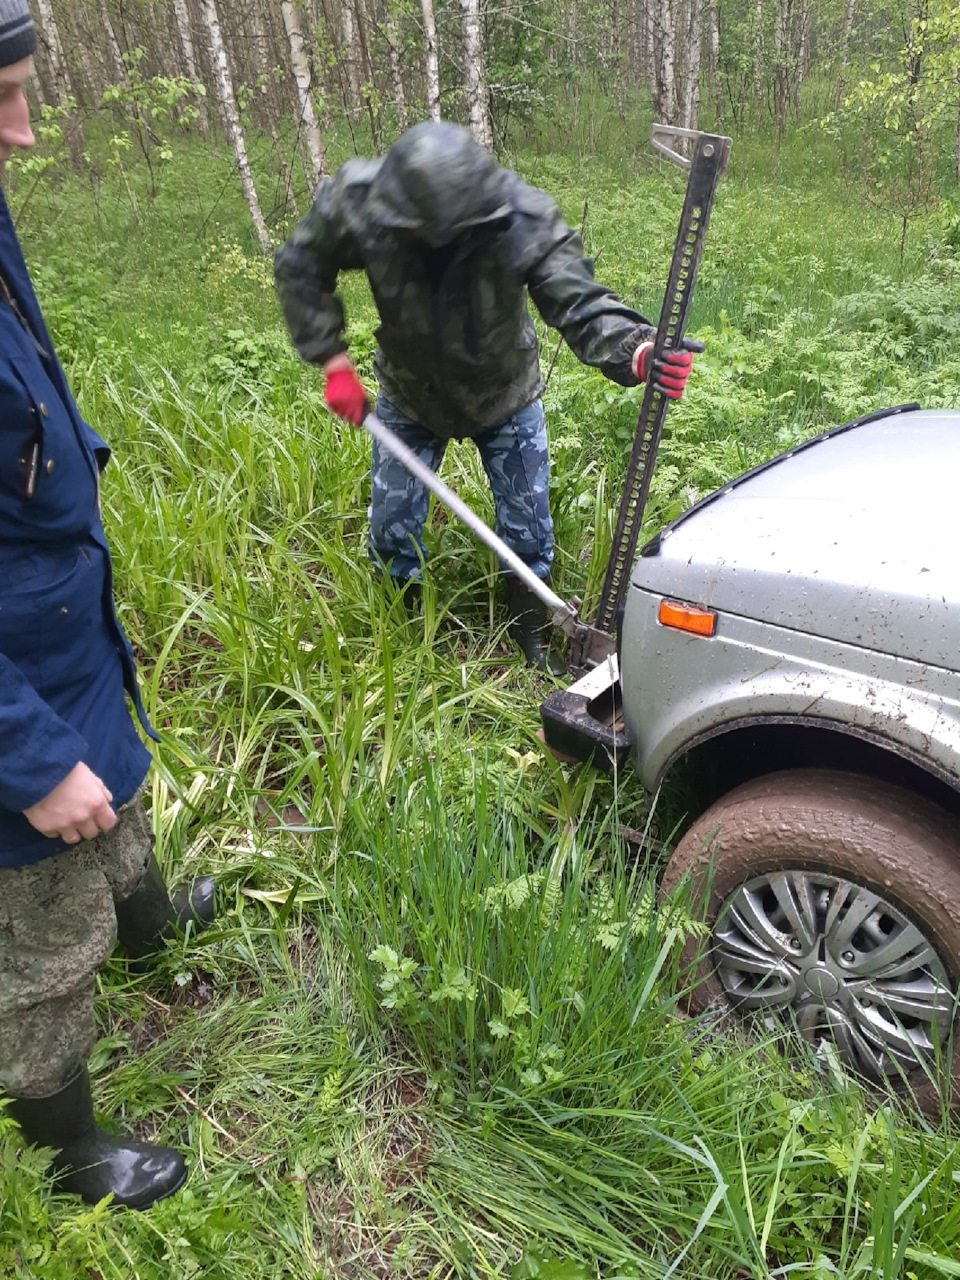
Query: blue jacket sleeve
80,418,111,472
0,651,88,812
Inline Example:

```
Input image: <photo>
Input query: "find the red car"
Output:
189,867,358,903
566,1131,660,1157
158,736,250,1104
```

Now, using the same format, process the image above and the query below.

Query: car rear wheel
661,769,960,1115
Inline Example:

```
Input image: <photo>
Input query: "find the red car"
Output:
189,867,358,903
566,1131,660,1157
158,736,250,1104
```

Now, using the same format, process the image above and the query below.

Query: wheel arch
656,716,960,833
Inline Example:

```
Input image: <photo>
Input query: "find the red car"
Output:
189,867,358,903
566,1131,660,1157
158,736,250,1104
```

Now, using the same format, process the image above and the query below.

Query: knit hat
0,0,35,70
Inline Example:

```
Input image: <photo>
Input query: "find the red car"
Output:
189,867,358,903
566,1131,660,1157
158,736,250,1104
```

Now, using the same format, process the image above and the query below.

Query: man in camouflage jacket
275,121,696,667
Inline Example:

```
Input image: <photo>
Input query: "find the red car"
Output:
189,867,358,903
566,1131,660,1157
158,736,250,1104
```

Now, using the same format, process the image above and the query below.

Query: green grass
3,96,960,1278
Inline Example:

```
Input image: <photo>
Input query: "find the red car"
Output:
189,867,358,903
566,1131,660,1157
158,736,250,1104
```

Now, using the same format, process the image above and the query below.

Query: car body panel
632,408,960,671
619,588,960,791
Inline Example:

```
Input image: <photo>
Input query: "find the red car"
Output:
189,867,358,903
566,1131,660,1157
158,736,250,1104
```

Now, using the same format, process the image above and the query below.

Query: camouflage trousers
369,394,554,582
0,792,153,1098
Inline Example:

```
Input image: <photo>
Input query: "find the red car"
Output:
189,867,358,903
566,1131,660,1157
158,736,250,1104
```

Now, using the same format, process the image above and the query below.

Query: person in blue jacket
0,5,214,1210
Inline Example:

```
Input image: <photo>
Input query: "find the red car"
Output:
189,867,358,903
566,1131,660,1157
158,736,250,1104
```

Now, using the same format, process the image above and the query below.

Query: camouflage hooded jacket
275,122,653,440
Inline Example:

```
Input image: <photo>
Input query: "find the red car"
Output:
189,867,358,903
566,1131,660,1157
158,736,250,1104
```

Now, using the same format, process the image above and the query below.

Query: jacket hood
369,122,509,246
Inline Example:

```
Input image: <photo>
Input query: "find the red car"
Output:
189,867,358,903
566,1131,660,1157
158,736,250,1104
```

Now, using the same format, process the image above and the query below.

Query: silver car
543,403,960,1112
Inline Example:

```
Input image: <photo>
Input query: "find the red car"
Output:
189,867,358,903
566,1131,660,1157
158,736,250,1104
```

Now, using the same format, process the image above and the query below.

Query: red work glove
323,357,369,425
632,337,704,400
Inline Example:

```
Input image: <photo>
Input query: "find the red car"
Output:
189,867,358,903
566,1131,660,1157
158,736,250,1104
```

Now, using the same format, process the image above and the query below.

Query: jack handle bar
362,410,580,634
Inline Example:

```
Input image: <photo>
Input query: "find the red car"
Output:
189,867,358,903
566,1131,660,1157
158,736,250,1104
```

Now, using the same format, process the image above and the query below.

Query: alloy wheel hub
712,870,955,1082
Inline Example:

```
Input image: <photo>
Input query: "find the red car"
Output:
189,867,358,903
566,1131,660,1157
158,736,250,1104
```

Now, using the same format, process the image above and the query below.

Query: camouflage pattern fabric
275,121,653,441
0,792,153,1098
370,394,554,582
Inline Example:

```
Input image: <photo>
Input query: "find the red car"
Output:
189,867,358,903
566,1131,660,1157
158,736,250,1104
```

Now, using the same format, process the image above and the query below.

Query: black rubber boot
8,1068,187,1209
506,574,558,672
115,855,216,961
397,577,422,615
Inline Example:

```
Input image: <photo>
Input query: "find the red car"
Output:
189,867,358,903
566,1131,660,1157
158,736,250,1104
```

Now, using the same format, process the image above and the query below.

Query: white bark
656,0,678,124
794,0,810,117
35,0,83,163
754,0,764,108
385,3,408,130
460,0,492,149
420,0,441,122
772,0,788,134
172,0,198,77
643,0,657,100
681,0,703,134
834,0,857,108
247,0,273,82
567,0,578,62
34,0,71,105
172,0,209,135
709,0,722,121
199,0,272,254
281,1,328,184
342,0,361,115
98,0,125,82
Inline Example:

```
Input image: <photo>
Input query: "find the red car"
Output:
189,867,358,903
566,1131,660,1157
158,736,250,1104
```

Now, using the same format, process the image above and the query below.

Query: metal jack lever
363,410,586,638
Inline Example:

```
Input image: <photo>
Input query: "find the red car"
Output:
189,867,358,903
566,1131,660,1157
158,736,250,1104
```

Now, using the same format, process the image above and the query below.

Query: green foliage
485,0,566,141
102,48,203,131
823,2,960,256
204,327,299,385
101,49,203,199
511,1245,594,1280
4,100,72,186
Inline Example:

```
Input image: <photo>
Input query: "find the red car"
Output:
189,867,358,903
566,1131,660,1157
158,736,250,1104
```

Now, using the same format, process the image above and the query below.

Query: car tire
660,768,960,1117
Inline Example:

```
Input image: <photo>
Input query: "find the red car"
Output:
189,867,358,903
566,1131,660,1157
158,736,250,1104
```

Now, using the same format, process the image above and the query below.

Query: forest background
4,1,960,1278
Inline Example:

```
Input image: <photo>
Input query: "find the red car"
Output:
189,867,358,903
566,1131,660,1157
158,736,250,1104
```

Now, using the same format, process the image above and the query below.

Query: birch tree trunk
34,0,83,164
754,0,764,110
34,0,70,103
342,0,361,116
654,0,678,125
172,0,209,136
385,2,408,130
772,0,787,137
681,0,703,134
281,1,328,183
643,0,657,102
420,0,441,121
98,0,125,82
198,0,272,254
460,0,492,149
709,0,723,122
626,0,641,81
793,0,810,119
834,0,857,109
609,0,625,118
30,36,56,108
263,0,313,182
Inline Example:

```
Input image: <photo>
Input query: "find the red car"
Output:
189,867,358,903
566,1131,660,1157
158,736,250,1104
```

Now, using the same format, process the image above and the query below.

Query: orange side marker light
658,599,717,637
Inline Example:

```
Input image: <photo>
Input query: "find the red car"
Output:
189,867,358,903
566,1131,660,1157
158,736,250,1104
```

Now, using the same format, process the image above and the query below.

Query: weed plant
3,97,960,1279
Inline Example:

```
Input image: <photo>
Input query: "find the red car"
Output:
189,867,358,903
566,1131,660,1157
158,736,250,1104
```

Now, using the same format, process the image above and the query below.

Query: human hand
323,354,369,426
632,337,704,400
23,762,117,844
